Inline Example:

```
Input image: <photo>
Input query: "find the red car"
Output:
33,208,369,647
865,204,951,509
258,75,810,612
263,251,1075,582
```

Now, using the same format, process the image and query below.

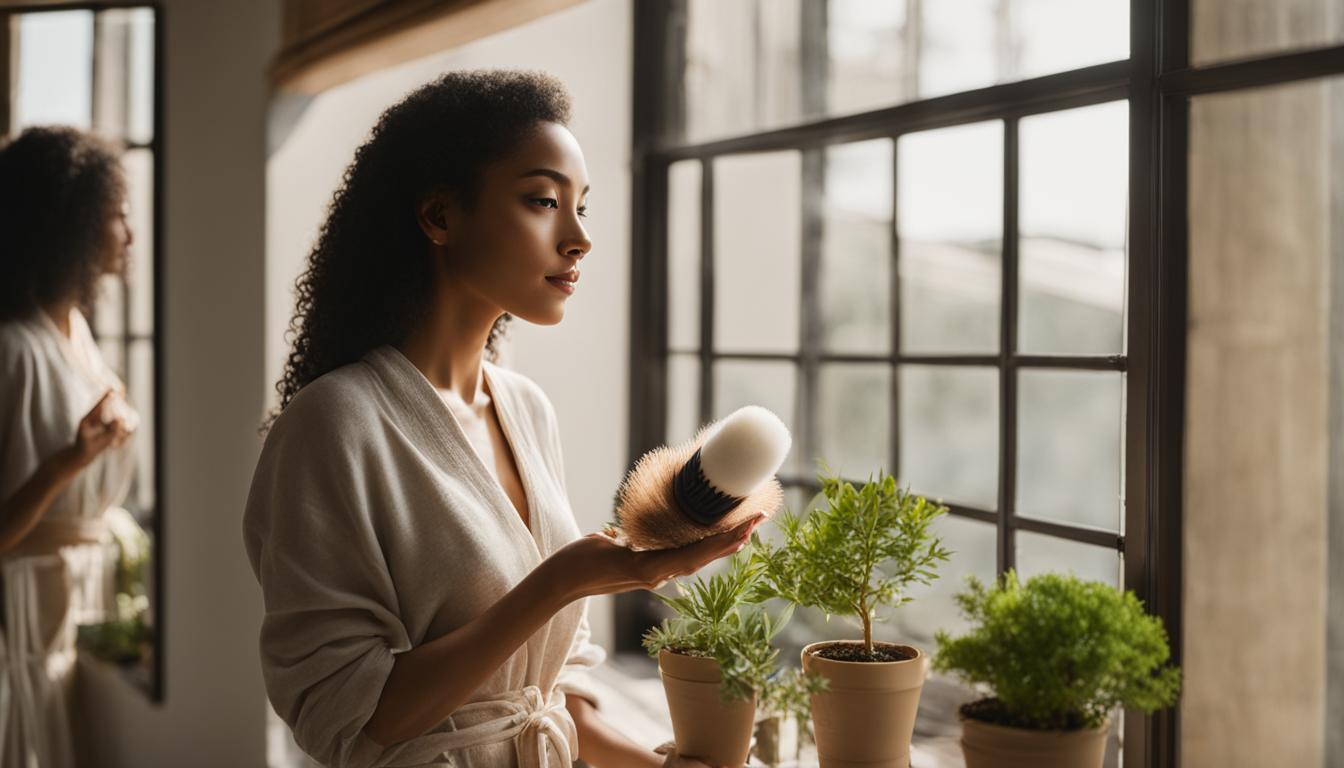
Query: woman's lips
546,275,576,294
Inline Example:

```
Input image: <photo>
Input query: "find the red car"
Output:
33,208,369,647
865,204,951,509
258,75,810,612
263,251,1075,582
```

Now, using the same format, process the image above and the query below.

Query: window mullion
998,117,1020,575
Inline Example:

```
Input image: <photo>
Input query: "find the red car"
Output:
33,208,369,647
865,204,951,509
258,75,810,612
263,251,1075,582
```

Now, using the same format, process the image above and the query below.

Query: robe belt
7,517,110,558
380,685,576,767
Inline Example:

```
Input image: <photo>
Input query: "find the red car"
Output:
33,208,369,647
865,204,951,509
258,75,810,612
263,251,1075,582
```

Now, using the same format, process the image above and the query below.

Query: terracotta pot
960,716,1109,768
658,648,757,768
801,640,927,768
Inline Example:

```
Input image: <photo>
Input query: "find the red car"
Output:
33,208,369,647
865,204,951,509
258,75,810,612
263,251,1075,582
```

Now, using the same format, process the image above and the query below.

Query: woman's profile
0,125,140,768
244,70,761,768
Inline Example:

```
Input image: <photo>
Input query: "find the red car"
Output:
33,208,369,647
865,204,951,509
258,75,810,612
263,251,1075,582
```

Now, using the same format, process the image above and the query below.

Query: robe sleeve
525,377,609,710
0,327,41,506
243,391,411,768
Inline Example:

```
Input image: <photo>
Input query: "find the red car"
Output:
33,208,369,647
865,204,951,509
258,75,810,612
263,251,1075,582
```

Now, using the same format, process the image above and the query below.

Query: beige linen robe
244,345,606,768
0,306,135,768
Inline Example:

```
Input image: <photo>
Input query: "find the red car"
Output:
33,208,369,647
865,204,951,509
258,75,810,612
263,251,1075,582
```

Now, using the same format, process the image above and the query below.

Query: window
627,1,1344,766
6,5,163,701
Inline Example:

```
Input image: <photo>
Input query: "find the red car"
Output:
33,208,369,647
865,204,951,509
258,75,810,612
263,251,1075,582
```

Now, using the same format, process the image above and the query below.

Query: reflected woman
0,126,139,768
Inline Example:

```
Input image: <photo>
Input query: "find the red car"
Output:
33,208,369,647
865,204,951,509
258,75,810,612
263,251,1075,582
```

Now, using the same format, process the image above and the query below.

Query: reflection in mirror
0,13,162,768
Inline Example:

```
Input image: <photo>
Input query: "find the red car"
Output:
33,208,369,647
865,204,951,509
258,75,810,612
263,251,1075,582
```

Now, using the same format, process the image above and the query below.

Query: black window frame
4,0,166,703
625,2,1344,767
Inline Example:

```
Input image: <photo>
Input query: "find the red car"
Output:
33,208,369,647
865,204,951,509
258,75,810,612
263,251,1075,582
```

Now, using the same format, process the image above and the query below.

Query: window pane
684,0,804,143
125,149,155,335
14,11,94,130
683,0,1128,141
1015,532,1121,588
128,339,155,514
1019,101,1128,355
816,363,891,480
1016,370,1122,531
713,152,801,353
90,9,155,145
898,121,1001,355
668,160,702,351
713,360,799,475
820,140,892,354
98,338,125,381
891,515,998,645
1192,0,1344,66
898,365,998,510
666,354,701,445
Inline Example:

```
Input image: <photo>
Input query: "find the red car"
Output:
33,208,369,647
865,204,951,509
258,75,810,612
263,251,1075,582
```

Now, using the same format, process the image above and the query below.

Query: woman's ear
416,190,457,247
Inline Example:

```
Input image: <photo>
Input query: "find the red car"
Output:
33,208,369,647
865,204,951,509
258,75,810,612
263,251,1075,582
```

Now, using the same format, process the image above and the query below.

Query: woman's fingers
82,389,116,427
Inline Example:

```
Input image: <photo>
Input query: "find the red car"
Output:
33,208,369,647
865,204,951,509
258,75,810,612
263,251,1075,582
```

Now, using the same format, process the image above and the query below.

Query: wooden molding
272,0,586,94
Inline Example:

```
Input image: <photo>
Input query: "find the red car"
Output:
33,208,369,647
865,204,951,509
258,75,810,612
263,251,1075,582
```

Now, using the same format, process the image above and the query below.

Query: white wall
266,0,632,658
72,0,277,766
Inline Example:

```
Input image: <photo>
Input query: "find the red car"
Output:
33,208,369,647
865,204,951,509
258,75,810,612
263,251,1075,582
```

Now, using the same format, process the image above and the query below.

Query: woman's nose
560,234,591,258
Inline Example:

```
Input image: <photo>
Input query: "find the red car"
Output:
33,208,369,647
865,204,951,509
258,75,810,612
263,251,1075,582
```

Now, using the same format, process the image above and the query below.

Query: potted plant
642,553,795,768
751,464,951,767
753,666,828,766
933,570,1182,768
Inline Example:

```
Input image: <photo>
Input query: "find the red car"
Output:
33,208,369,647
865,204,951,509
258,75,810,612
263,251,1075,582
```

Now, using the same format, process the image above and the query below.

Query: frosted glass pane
129,339,155,513
898,121,1001,355
891,516,998,645
1016,370,1123,531
1015,532,1121,589
898,365,999,510
14,11,94,130
668,161,701,351
1192,0,1344,66
820,139,892,354
125,149,155,335
1020,101,1128,355
713,152,801,353
816,363,891,480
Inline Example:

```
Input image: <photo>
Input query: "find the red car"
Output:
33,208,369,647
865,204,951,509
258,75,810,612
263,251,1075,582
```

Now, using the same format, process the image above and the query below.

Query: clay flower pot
960,716,1109,768
658,648,757,768
801,640,927,768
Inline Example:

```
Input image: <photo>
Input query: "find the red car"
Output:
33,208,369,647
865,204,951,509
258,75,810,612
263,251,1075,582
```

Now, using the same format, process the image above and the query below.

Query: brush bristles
614,422,784,551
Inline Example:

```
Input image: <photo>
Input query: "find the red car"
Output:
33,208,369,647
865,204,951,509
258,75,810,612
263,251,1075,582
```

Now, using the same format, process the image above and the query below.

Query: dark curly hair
264,69,573,433
0,126,126,323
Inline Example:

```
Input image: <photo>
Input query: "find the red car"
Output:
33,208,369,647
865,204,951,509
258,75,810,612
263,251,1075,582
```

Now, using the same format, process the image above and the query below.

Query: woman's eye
578,207,588,218
531,197,559,209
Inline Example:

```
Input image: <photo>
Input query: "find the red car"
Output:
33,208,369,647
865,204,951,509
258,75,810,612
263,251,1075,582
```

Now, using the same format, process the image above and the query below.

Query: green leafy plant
933,570,1182,731
642,553,794,703
77,509,153,668
758,666,829,758
751,463,951,656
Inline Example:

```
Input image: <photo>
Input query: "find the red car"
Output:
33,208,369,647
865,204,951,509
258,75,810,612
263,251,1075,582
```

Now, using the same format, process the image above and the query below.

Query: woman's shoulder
266,359,384,445
0,318,42,375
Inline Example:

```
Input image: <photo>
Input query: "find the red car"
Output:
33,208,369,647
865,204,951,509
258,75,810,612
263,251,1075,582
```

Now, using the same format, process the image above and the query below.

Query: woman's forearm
0,446,81,555
566,695,662,768
362,556,579,747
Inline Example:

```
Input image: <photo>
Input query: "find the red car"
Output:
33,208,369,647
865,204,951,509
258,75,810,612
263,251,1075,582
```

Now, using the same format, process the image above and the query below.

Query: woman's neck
396,286,500,406
42,301,75,339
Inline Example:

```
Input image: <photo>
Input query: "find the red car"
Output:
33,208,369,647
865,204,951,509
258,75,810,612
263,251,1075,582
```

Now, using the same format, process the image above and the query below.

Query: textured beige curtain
272,0,585,94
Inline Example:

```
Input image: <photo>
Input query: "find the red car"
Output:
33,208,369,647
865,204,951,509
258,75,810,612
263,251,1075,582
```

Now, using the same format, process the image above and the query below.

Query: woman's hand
70,389,133,469
547,514,765,601
654,740,725,768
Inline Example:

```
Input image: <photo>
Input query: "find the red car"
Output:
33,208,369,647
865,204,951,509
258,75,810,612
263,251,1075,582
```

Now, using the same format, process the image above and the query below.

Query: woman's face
433,121,592,326
98,191,134,278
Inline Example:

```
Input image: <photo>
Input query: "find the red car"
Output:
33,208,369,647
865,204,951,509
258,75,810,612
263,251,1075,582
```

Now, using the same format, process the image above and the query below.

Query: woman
245,70,761,768
0,126,139,767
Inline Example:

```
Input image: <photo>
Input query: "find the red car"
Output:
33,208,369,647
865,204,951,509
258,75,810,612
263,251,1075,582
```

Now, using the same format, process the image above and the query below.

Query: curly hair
264,69,573,433
0,126,126,322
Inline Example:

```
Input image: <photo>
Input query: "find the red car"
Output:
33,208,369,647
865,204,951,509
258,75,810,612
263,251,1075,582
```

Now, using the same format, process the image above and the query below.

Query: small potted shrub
933,570,1182,768
753,666,828,766
642,554,795,768
751,464,950,767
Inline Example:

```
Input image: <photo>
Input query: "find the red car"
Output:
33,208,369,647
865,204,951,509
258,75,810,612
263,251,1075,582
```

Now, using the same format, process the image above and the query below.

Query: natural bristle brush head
613,405,792,551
